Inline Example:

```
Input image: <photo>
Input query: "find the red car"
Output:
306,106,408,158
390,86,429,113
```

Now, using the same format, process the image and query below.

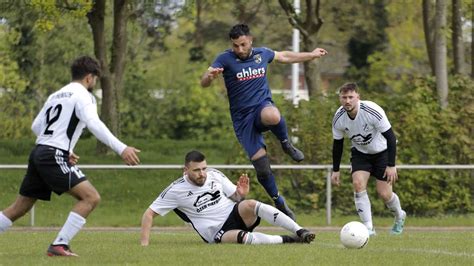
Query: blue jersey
211,47,275,116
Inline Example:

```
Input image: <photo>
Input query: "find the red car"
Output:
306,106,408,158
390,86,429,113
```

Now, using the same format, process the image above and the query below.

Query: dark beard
87,87,93,92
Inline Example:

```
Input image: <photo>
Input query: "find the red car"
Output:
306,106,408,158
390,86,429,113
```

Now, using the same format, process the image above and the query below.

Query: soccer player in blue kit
201,24,327,220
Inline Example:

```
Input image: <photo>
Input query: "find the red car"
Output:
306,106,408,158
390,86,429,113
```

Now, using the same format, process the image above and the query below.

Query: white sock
386,193,404,220
354,191,373,230
244,232,283,244
255,202,301,234
0,212,13,233
52,212,86,245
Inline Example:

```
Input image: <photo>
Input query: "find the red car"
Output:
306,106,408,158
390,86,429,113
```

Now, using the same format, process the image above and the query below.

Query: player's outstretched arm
274,47,328,64
140,208,158,246
200,67,224,87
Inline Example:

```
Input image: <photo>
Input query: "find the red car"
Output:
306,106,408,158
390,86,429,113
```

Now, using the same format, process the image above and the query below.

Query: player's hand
384,166,398,185
331,171,341,186
121,146,141,166
68,152,80,165
312,48,328,58
207,67,224,80
236,173,250,197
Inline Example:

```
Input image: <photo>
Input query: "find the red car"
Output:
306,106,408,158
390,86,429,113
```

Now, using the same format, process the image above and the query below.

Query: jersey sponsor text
236,67,266,81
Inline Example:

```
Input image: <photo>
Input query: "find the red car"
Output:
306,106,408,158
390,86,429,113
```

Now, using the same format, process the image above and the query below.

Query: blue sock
257,173,282,203
274,195,285,205
269,116,289,142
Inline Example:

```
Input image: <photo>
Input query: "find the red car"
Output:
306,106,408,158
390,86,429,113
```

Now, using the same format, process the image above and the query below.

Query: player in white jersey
140,151,315,245
0,56,141,257
331,82,406,236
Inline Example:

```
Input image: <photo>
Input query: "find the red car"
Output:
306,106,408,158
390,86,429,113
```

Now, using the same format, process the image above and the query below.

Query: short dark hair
71,56,101,80
338,82,359,94
185,150,206,166
229,24,250,39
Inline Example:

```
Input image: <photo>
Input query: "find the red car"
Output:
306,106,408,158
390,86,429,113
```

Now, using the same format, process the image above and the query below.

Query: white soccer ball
340,221,370,249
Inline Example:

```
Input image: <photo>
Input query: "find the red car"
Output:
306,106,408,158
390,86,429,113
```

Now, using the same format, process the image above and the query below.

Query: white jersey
31,82,126,154
332,100,391,154
149,168,237,243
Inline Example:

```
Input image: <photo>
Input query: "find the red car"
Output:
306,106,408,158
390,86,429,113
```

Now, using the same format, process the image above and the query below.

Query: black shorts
214,202,261,243
350,148,388,181
19,145,87,201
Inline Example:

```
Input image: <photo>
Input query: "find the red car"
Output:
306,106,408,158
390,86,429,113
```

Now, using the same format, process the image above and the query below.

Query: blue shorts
232,100,274,159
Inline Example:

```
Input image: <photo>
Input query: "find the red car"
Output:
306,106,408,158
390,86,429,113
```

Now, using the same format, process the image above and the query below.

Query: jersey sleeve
211,53,225,68
371,103,392,133
31,103,47,136
262,47,275,63
210,169,237,197
332,108,345,140
149,184,179,216
74,92,127,155
332,125,344,140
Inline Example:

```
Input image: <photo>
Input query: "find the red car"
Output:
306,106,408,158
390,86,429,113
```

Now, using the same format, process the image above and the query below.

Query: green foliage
30,0,92,32
366,2,430,92
120,24,234,140
0,25,34,139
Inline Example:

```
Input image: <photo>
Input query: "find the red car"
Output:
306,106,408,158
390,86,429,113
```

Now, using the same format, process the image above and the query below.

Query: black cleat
275,197,296,221
281,140,304,162
281,235,300,243
296,229,316,244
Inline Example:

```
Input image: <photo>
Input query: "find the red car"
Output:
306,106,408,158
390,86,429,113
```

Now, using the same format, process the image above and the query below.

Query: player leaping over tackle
200,24,328,221
140,150,315,245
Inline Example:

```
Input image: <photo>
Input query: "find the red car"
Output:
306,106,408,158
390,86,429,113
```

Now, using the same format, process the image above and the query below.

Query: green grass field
1,229,473,265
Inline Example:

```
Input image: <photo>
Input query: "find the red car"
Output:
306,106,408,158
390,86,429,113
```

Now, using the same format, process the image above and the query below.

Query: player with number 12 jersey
32,82,125,154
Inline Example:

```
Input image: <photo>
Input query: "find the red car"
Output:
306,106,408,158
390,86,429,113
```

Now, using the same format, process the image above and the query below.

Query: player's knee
87,192,101,208
265,115,280,126
241,199,257,212
352,179,366,191
378,190,392,202
261,107,281,126
251,156,272,179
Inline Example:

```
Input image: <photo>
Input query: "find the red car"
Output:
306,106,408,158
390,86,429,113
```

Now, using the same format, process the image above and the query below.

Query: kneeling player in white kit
331,82,406,236
0,56,141,256
141,150,315,245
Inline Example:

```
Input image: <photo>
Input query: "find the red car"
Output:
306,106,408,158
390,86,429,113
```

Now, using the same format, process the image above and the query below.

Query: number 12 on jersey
44,104,63,135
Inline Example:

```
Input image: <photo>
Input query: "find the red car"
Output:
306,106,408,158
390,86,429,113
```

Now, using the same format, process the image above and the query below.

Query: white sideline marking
317,242,474,258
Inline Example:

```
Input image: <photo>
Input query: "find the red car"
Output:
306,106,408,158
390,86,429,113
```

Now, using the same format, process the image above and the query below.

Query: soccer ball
340,221,370,249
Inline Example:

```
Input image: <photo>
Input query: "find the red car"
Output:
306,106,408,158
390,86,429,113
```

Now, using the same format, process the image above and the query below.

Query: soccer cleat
47,244,79,257
296,229,316,244
281,140,304,162
275,197,296,221
391,210,406,235
281,235,300,244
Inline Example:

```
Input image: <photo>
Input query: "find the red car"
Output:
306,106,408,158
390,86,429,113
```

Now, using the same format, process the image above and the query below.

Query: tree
330,0,388,90
87,0,169,152
423,0,449,107
434,0,448,108
278,0,324,98
452,0,466,75
87,0,130,153
423,0,436,75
